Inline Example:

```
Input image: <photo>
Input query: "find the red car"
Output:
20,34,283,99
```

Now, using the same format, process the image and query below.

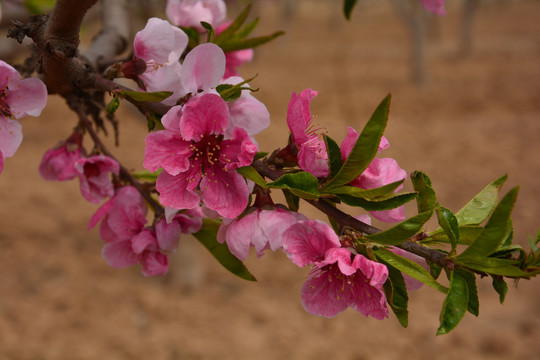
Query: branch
252,159,454,269
84,0,130,71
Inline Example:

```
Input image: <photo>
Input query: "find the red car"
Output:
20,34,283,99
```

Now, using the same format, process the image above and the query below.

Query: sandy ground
0,1,539,359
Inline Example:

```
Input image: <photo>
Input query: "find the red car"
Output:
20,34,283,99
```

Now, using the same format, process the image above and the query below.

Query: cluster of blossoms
1,0,450,318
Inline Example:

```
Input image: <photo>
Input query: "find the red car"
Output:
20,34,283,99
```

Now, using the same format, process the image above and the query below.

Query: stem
252,159,453,269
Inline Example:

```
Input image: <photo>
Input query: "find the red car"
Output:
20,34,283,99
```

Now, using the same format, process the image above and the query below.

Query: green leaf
120,90,173,103
374,247,448,293
456,269,479,317
283,189,300,212
322,94,391,189
411,171,436,214
268,172,321,199
457,256,529,277
429,262,443,280
491,275,508,304
340,192,417,211
455,175,508,226
382,261,409,327
323,180,404,199
179,26,200,48
437,271,469,335
324,135,343,178
367,211,432,245
200,21,215,43
214,4,251,44
216,74,258,102
343,0,358,20
236,166,267,188
254,152,268,162
427,225,483,245
219,31,285,52
193,219,256,281
131,168,162,181
458,187,519,259
24,0,55,14
435,205,460,254
234,17,260,39
105,95,120,115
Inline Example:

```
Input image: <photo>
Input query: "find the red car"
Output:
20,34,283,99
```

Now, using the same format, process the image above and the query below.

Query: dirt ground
0,1,539,359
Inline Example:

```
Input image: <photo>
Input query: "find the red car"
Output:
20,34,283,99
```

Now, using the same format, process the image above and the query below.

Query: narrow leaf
220,31,285,52
455,174,508,226
200,21,215,43
437,271,469,335
131,168,162,181
268,172,321,199
411,171,436,214
367,211,432,245
427,225,483,245
458,187,519,259
193,219,256,281
375,247,448,293
120,90,173,103
382,260,409,327
324,180,404,198
491,275,508,304
324,135,343,178
105,95,120,115
457,256,529,277
456,269,479,317
214,4,251,44
234,17,259,39
283,189,300,212
323,94,391,189
343,0,358,20
236,166,267,188
340,192,417,211
435,204,460,254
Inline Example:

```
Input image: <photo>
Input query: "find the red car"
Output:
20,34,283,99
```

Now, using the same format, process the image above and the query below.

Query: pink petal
370,206,406,223
161,105,183,132
286,89,318,145
301,269,350,318
88,196,115,230
419,0,446,15
102,240,139,268
323,247,356,275
181,43,226,94
7,77,48,119
200,167,249,218
166,0,226,30
0,152,3,174
132,229,158,254
258,208,306,251
144,130,192,175
139,62,186,106
0,117,22,158
134,17,188,64
389,247,428,291
220,126,257,170
223,49,253,79
341,127,389,162
297,139,329,178
156,170,201,211
282,220,341,268
140,251,168,277
221,76,270,138
352,157,407,191
155,218,182,252
224,212,258,260
179,94,230,141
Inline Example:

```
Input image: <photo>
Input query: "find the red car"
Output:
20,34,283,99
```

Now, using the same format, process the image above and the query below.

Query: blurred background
0,0,539,358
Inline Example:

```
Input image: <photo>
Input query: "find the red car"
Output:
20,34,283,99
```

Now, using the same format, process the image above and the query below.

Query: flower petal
102,240,139,268
200,167,249,218
144,129,192,175
156,170,201,211
181,43,226,94
179,93,230,141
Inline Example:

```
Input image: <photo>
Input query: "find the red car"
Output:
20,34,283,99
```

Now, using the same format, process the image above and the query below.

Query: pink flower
0,60,47,120
129,17,189,105
39,132,83,181
166,0,227,31
89,186,169,277
74,155,120,204
286,89,329,177
0,60,47,173
282,220,389,319
144,93,256,218
217,207,306,260
180,43,226,96
341,127,407,223
419,0,446,15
